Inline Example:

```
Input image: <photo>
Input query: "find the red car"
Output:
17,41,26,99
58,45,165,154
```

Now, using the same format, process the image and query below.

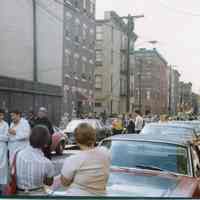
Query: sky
96,0,200,93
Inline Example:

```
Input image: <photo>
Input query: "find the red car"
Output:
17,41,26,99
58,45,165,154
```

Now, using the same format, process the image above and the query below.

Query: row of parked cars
51,119,112,154
50,119,200,197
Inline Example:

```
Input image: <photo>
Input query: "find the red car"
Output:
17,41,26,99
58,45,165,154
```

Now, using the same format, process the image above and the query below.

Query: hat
39,107,47,113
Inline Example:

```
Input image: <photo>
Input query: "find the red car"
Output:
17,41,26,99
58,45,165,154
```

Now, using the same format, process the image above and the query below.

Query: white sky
96,0,200,93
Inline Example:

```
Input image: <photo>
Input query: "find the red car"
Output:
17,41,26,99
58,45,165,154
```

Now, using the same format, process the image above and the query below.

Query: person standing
8,109,31,163
34,107,54,159
27,110,36,128
134,110,144,134
16,126,54,195
0,109,9,194
34,107,54,135
60,123,111,196
127,119,135,134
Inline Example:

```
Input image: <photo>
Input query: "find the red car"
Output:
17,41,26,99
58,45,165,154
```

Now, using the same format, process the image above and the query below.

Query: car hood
107,167,197,197
46,167,198,197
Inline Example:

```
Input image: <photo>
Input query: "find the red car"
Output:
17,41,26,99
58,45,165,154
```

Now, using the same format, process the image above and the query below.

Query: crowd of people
111,110,145,135
0,107,111,196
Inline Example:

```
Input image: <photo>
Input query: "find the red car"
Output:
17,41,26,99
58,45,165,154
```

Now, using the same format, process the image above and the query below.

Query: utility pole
33,0,37,82
32,0,37,111
168,66,172,115
138,59,143,112
120,14,144,113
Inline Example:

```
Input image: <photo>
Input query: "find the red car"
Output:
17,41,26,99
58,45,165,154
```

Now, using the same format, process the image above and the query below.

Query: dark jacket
34,117,54,135
127,120,135,133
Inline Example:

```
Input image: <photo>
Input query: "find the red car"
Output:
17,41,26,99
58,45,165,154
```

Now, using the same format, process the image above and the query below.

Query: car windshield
66,120,96,132
101,140,189,175
141,125,194,136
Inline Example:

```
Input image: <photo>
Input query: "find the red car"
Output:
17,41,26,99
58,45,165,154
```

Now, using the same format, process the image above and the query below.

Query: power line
157,0,200,17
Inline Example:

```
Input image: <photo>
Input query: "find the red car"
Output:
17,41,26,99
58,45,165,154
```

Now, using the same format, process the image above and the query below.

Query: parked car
51,126,68,155
99,134,200,197
141,123,197,138
63,119,111,144
45,133,200,197
170,121,200,135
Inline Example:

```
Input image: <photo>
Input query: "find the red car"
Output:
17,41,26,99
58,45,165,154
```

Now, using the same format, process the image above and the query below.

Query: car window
95,121,101,129
84,120,97,129
101,140,189,175
99,121,105,128
66,120,82,132
54,126,59,132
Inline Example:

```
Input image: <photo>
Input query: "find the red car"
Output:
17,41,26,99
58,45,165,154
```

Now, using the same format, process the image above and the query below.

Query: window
82,24,87,41
146,90,151,100
64,0,71,5
95,102,102,107
83,0,87,11
96,50,103,63
120,78,126,95
89,29,95,49
111,49,114,64
89,0,95,15
131,82,134,97
96,26,103,40
111,74,113,92
65,12,72,38
96,40,102,48
75,19,80,43
81,58,87,78
74,0,79,9
101,140,189,175
65,50,71,67
73,54,79,74
95,75,102,89
111,26,114,43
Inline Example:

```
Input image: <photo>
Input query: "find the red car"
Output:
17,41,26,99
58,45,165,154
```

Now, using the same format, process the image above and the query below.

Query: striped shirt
16,145,55,190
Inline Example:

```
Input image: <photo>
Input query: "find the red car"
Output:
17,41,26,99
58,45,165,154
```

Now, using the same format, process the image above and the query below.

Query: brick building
134,48,168,115
63,0,96,118
169,68,180,115
94,11,137,115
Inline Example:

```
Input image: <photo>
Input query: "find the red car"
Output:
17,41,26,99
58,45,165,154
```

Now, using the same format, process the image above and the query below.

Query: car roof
104,133,195,146
145,122,195,131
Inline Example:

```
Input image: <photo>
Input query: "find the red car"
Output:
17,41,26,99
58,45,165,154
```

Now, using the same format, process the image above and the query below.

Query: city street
1,0,200,197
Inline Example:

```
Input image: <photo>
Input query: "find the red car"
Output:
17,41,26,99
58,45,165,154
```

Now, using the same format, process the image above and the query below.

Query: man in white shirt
16,126,54,194
8,109,31,163
134,110,144,134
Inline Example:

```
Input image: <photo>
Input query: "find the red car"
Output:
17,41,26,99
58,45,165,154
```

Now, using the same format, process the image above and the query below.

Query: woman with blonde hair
60,123,111,196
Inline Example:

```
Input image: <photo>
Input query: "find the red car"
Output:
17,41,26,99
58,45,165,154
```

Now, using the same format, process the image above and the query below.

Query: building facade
169,68,180,115
134,48,168,115
94,11,137,115
0,0,64,124
178,82,193,112
63,0,96,118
